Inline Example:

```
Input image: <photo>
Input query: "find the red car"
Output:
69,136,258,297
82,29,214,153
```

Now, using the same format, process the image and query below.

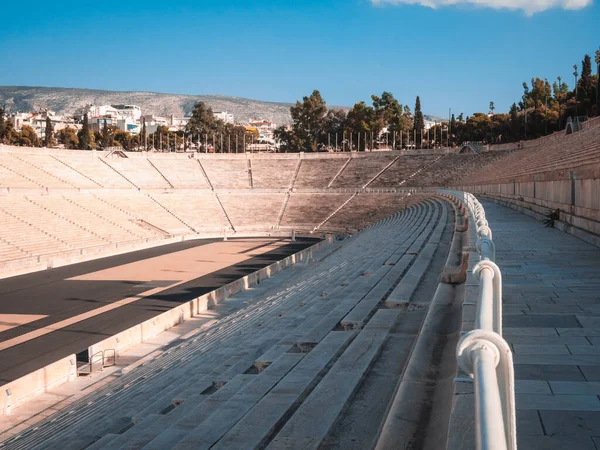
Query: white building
168,115,189,129
248,119,277,142
9,112,32,129
85,105,120,119
214,111,234,124
112,105,142,121
8,110,73,139
89,117,114,133
424,119,436,130
115,118,140,135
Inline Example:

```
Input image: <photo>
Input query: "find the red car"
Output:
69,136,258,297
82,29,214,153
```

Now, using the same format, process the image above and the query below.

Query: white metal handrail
441,190,517,450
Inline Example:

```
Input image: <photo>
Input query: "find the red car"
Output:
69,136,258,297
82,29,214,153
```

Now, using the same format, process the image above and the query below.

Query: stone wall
456,163,600,247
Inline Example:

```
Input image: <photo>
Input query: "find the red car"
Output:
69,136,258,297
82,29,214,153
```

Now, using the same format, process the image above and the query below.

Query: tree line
1,49,597,151
276,49,599,151
446,52,599,146
274,90,424,152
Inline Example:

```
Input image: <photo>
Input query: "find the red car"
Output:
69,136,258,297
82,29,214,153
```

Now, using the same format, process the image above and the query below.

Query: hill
0,86,445,125
0,86,296,124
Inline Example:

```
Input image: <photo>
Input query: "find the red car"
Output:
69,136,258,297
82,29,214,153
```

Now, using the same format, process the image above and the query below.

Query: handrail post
475,266,495,331
474,346,508,450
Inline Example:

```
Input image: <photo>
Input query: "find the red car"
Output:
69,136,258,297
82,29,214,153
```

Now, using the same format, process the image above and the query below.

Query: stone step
113,374,256,450
165,353,306,450
386,201,448,307
211,331,355,450
267,309,401,450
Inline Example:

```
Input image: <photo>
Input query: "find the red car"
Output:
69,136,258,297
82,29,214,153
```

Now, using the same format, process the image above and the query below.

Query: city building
248,119,277,142
214,111,234,124
424,119,436,130
112,105,142,121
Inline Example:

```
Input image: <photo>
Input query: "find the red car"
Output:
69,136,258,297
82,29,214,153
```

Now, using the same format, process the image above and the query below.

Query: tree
0,107,14,144
14,125,40,147
489,102,495,115
413,96,424,149
113,128,138,151
44,116,54,147
141,119,147,150
186,101,218,137
372,92,410,149
322,109,346,148
553,76,569,129
289,90,328,152
274,126,300,153
57,126,79,149
101,120,112,149
147,125,183,152
509,103,520,140
346,102,375,151
78,113,93,150
450,114,457,135
578,54,595,116
596,49,600,116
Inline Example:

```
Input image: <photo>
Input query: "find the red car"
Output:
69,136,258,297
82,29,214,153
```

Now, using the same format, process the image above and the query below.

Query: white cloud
371,0,592,14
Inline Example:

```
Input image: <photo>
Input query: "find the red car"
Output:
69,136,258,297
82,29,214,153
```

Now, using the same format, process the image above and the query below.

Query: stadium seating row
0,152,451,190
0,191,426,266
1,118,598,268
457,122,600,184
1,197,448,450
1,118,599,192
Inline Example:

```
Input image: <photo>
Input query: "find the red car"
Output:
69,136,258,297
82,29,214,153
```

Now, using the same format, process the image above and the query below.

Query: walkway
482,200,600,450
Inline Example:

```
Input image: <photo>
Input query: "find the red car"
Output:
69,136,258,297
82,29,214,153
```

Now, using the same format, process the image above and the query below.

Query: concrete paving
481,200,600,450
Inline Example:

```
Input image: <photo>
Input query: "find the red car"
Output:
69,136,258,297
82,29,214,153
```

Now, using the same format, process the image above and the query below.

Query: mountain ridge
0,86,444,125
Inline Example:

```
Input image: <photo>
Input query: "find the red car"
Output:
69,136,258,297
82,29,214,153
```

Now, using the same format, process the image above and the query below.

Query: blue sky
0,0,597,117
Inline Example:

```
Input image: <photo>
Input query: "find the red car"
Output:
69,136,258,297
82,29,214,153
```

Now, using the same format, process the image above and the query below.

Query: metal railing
445,190,517,450
77,349,116,376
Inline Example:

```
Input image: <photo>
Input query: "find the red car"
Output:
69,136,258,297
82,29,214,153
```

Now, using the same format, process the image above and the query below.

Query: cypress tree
102,119,112,148
44,116,53,147
510,103,520,140
413,96,424,149
0,107,6,143
596,50,600,116
579,54,595,115
79,113,92,150
141,118,147,151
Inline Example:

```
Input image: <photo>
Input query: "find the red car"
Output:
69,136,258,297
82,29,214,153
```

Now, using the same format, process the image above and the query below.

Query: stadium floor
0,237,318,384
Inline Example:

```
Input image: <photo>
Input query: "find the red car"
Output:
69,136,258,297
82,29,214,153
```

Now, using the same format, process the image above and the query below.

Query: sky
0,0,598,117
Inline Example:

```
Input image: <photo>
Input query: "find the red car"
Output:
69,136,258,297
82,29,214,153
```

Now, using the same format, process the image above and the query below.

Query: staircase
289,158,302,190
0,161,44,188
147,194,196,233
327,158,351,188
275,192,291,228
362,155,401,188
147,159,175,188
247,159,254,188
313,193,357,232
13,154,78,188
213,192,236,232
196,160,215,189
399,155,444,186
99,158,139,188
51,155,103,187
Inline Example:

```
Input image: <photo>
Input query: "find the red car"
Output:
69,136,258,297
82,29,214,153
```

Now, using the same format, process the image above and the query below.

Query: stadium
0,116,599,450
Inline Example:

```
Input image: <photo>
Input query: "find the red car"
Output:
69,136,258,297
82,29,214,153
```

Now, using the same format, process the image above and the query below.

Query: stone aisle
481,200,600,450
